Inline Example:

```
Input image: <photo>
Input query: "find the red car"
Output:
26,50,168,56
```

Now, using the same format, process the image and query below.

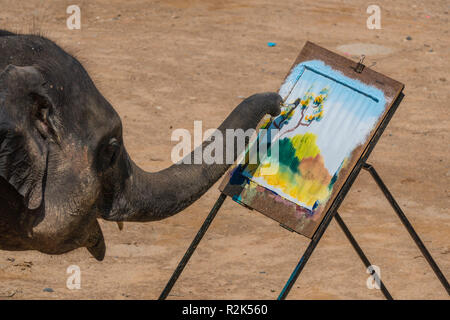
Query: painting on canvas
220,42,403,238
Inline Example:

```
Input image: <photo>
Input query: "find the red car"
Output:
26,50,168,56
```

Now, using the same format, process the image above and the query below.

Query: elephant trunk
103,93,281,222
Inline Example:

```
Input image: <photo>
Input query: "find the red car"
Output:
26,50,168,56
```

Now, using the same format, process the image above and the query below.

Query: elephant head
0,32,281,260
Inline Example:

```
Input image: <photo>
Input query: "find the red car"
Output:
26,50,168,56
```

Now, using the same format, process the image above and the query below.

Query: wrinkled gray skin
0,30,281,260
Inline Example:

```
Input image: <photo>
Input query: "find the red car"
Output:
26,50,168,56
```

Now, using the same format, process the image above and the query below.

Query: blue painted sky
274,60,387,175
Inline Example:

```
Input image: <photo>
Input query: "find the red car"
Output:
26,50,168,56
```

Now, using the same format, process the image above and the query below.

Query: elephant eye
103,138,120,168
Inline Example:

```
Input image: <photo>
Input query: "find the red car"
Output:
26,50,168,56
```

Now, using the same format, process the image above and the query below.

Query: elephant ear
0,65,58,210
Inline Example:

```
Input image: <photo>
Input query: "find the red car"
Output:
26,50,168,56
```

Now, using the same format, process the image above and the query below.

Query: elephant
0,30,282,261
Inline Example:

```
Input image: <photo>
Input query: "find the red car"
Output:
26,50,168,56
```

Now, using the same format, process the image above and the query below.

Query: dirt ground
0,0,448,300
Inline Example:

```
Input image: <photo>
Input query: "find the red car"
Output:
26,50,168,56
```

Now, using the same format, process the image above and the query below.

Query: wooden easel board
219,42,404,238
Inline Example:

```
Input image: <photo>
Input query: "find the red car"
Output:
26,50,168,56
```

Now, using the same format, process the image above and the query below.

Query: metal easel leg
159,193,227,300
277,210,394,300
277,236,321,300
277,209,338,300
334,212,393,299
363,163,450,295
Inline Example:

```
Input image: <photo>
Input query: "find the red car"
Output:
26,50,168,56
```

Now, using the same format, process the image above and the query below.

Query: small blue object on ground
43,288,54,292
267,42,277,47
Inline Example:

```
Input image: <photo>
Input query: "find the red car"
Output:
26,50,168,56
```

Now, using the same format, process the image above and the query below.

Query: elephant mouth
84,219,106,261
28,217,106,261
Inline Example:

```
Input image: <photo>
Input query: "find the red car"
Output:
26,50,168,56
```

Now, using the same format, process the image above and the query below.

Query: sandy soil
0,0,448,300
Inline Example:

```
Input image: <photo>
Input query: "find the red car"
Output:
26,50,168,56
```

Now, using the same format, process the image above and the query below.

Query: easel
159,60,450,300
